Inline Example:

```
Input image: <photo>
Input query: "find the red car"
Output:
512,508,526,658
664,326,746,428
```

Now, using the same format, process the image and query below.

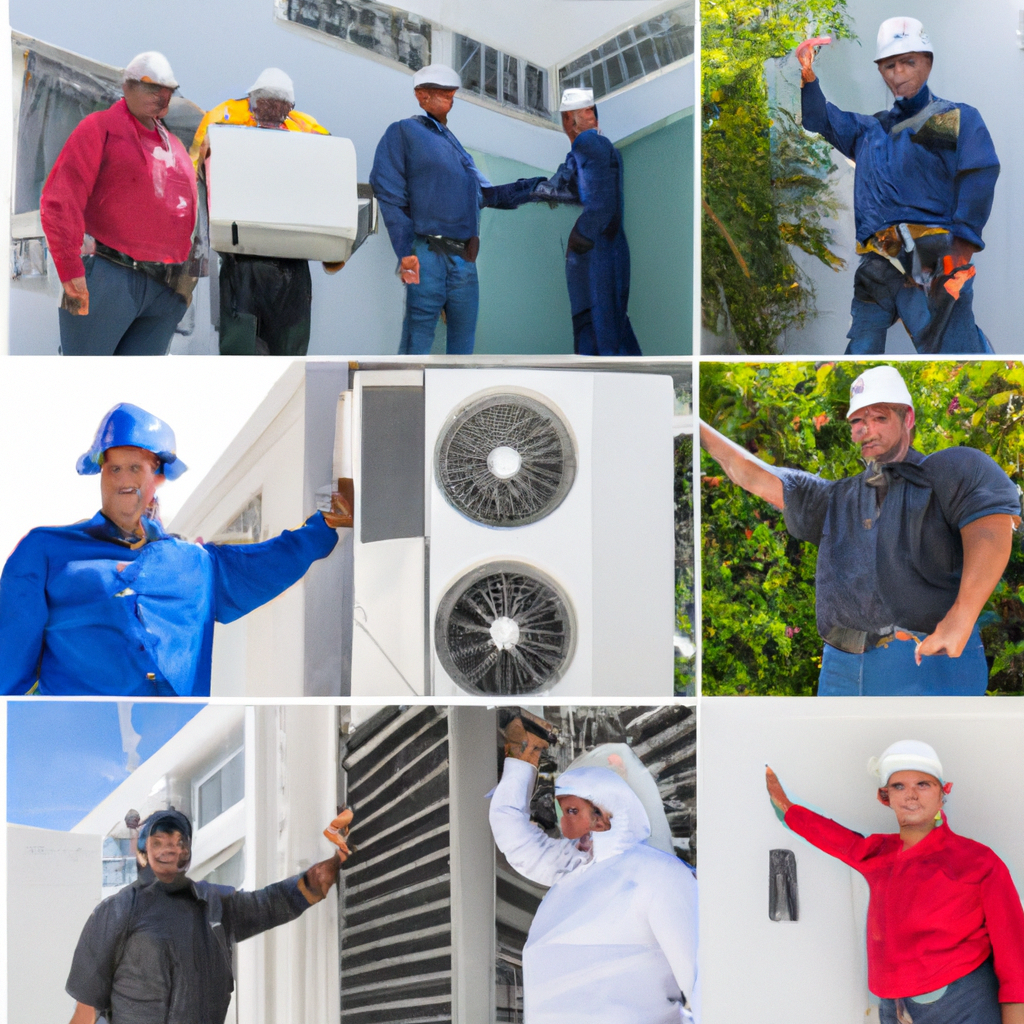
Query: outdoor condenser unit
343,368,675,698
207,124,374,262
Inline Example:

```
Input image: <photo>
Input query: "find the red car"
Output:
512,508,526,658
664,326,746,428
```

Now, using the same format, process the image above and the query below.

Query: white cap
123,52,179,89
247,67,295,104
846,365,914,418
413,64,461,89
875,17,932,62
868,740,944,786
560,87,595,112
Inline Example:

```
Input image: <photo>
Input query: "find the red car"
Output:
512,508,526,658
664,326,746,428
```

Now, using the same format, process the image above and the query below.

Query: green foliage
700,361,1024,694
701,0,854,353
675,434,696,695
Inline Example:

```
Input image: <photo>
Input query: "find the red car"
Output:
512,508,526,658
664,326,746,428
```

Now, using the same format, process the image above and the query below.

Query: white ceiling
400,0,683,68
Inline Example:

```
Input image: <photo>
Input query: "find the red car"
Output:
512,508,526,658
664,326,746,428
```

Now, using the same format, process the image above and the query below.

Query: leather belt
93,241,184,289
823,625,923,656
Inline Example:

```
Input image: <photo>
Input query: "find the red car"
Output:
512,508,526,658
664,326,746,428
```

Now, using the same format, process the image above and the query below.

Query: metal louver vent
435,562,576,695
435,392,576,527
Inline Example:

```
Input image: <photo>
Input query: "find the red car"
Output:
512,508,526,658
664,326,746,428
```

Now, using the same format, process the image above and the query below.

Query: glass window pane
502,55,519,107
455,35,482,94
483,47,498,100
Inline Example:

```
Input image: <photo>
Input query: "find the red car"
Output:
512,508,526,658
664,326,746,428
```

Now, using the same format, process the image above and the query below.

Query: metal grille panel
434,392,576,528
341,706,452,1023
435,562,577,695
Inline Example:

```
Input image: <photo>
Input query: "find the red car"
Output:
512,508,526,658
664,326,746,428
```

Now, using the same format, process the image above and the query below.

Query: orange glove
399,255,420,284
796,37,830,84
324,807,354,859
503,713,556,767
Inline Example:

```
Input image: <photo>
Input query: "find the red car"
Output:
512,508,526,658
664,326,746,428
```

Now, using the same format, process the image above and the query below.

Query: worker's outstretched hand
765,766,793,815
323,807,354,860
303,853,342,901
503,714,554,767
321,510,352,529
796,37,829,84
62,277,89,316
399,255,420,284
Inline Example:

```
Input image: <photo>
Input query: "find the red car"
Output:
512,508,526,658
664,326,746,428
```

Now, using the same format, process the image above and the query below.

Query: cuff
297,873,325,905
52,252,86,283
286,872,319,909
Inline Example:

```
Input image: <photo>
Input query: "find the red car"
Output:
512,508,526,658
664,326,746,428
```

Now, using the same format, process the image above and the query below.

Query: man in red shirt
40,51,197,356
766,742,1024,1023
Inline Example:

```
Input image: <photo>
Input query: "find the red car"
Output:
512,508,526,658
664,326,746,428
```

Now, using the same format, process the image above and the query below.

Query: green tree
702,0,854,353
700,362,1024,694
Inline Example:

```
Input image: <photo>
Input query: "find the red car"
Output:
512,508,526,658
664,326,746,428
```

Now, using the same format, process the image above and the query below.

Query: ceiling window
454,35,550,119
558,4,695,101
195,748,245,830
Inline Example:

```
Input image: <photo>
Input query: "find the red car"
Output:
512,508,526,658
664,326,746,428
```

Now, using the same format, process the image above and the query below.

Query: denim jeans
878,958,1000,1024
58,255,186,356
846,253,993,356
817,622,988,696
399,235,478,355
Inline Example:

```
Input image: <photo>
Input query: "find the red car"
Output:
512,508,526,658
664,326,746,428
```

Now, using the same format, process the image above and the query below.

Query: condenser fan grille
435,562,576,695
435,393,576,527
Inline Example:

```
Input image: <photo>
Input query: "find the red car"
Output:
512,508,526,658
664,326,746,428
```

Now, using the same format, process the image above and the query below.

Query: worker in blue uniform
799,17,999,355
0,403,346,697
482,87,641,356
369,63,492,355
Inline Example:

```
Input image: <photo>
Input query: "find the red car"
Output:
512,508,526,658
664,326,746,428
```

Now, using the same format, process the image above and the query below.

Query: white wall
8,825,102,1024
774,0,1024,354
7,0,694,355
699,697,1024,1024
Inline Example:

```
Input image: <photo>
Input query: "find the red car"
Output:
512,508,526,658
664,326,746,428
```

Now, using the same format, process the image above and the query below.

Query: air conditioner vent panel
435,392,576,527
435,562,577,695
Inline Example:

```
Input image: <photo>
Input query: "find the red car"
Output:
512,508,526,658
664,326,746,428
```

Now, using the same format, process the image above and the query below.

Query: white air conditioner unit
349,368,675,699
207,124,361,262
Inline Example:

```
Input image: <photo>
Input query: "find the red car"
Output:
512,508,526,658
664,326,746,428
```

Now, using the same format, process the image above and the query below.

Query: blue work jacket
482,129,640,356
802,79,999,248
0,510,338,696
369,114,490,259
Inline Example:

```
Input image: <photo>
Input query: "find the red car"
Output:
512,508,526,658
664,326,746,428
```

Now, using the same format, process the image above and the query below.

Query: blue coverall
802,79,999,355
484,129,641,356
369,114,490,355
0,510,338,697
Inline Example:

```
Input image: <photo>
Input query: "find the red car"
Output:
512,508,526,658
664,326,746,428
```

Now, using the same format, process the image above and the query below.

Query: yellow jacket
189,98,329,168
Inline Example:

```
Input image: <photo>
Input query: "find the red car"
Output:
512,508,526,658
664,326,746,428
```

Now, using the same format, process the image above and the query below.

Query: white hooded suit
489,757,699,1023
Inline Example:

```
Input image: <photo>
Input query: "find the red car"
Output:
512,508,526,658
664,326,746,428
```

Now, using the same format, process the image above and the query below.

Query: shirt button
146,673,156,680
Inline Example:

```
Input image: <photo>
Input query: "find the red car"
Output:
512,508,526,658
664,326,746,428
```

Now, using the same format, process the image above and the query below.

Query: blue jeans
399,235,478,355
878,958,1000,1024
846,253,993,355
58,255,186,356
818,623,988,696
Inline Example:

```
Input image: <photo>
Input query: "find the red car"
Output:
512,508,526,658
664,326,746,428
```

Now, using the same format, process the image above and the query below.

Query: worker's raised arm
699,420,784,509
916,513,1016,663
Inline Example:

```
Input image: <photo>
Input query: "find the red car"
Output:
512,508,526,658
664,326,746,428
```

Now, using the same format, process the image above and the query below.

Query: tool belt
856,223,975,296
93,241,199,305
856,223,948,260
823,625,922,656
425,234,479,263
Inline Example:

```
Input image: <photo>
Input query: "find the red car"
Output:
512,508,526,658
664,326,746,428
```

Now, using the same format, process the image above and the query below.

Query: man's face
143,829,191,883
123,79,174,123
560,107,598,141
100,446,165,531
877,770,946,827
876,52,931,99
415,86,457,121
848,403,914,464
250,95,294,127
557,794,612,840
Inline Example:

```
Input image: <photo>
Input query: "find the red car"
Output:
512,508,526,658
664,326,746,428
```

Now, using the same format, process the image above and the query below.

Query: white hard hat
868,740,944,786
560,87,596,112
846,365,914,418
875,17,932,62
247,67,295,104
413,64,461,89
123,51,179,89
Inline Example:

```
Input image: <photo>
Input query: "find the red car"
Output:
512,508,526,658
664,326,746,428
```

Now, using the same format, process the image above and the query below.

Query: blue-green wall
425,117,694,355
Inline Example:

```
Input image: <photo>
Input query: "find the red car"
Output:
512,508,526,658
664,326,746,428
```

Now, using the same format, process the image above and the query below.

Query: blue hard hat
138,808,193,852
77,403,187,480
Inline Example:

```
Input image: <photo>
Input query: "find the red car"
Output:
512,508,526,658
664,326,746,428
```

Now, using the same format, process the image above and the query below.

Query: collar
895,810,949,858
82,510,169,548
587,824,641,863
892,84,932,120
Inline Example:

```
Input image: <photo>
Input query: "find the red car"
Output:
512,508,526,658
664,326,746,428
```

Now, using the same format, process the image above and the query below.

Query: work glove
503,711,557,767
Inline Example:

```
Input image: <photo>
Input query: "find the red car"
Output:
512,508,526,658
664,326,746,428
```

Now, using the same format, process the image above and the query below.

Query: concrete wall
8,825,102,1024
768,0,1024,354
8,1,695,355
700,698,1024,1024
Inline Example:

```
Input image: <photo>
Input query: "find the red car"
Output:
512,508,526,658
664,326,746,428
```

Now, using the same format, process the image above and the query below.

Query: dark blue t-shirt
776,447,1020,643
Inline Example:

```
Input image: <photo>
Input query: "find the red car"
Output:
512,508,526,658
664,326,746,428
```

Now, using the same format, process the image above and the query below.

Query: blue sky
8,702,204,830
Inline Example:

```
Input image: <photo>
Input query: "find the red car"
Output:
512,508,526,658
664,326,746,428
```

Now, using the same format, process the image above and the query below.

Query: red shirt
41,98,197,281
786,804,1024,1000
